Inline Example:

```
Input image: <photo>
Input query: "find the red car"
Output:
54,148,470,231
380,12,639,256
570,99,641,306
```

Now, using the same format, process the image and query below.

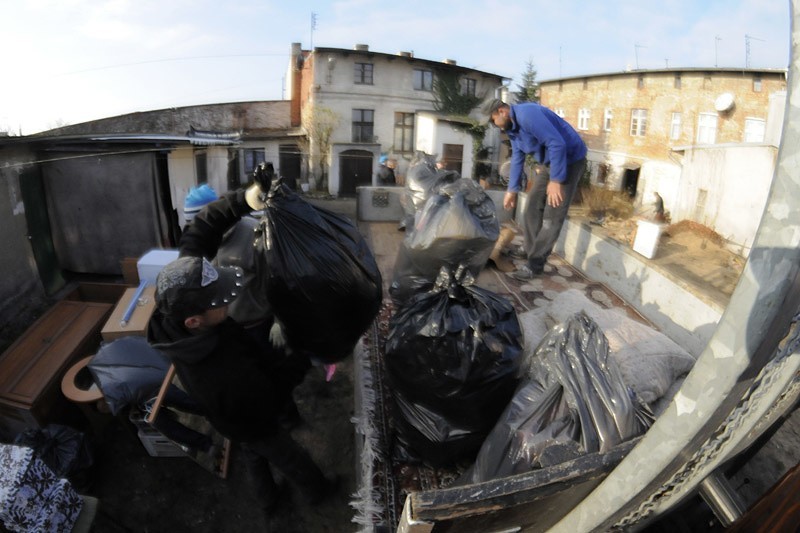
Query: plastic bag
14,424,93,479
255,183,382,363
459,312,653,484
390,178,499,304
385,266,524,466
400,152,460,226
87,336,171,415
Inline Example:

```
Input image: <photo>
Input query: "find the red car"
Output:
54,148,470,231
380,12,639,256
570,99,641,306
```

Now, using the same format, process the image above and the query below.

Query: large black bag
385,266,524,466
390,177,499,304
255,183,383,363
459,312,654,484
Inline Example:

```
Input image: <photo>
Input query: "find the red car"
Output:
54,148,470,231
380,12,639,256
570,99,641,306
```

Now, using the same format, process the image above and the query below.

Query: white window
744,118,766,143
603,108,613,131
555,108,565,118
630,108,647,136
697,113,717,144
413,69,433,91
578,108,590,130
670,112,682,140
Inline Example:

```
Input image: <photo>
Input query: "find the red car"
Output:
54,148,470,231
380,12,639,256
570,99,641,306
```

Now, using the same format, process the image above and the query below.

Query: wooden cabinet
0,300,112,440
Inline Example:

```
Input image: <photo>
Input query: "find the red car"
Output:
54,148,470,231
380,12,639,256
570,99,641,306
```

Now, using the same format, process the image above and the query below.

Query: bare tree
301,105,340,191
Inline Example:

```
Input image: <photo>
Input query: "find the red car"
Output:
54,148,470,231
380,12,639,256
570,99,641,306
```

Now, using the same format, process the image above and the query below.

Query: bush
579,186,634,219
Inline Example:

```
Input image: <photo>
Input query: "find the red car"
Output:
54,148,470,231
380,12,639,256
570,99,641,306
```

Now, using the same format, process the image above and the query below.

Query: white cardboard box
137,250,179,286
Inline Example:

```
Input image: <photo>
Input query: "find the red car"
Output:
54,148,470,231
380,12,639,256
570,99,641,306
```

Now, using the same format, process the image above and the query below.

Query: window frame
630,108,648,136
603,108,613,132
460,77,477,96
744,117,766,143
577,108,590,131
413,69,433,91
393,112,415,154
351,108,375,143
697,112,717,144
243,148,266,175
353,62,374,85
753,76,763,92
670,112,682,140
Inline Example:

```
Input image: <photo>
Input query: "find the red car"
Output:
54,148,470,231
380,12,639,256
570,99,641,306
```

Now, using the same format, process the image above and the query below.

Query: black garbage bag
14,424,93,480
255,183,382,363
390,178,499,304
458,312,654,484
385,266,524,466
399,152,460,228
87,336,171,416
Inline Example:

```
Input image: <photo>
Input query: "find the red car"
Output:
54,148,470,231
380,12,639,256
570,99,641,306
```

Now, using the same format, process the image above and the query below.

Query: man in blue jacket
487,99,587,280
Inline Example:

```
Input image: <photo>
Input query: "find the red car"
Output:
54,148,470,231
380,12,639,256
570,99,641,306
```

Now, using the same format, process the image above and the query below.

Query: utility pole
634,42,647,69
715,35,722,67
559,46,562,77
665,58,669,68
745,34,765,68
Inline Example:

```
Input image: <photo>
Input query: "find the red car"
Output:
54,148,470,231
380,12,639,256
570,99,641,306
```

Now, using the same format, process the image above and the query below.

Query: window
243,148,265,175
354,62,373,84
413,69,433,91
578,108,590,130
582,79,588,90
555,108,565,118
697,113,717,144
460,77,477,96
394,112,415,154
674,74,682,89
194,150,207,183
597,163,610,185
744,118,766,142
630,108,648,136
352,109,374,142
753,76,763,92
637,75,645,89
670,112,682,140
603,108,613,131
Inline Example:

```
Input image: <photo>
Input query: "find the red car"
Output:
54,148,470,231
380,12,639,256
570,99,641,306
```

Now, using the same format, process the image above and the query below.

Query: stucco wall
674,145,777,254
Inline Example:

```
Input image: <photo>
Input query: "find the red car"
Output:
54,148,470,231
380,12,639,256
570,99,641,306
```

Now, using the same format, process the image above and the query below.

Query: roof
539,67,788,84
311,46,510,81
0,130,241,147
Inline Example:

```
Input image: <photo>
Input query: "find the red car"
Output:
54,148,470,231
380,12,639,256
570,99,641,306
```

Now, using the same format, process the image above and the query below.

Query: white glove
245,183,266,211
269,320,286,349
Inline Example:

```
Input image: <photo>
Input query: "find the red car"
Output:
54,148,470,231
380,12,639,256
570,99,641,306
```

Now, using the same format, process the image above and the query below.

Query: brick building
538,68,786,196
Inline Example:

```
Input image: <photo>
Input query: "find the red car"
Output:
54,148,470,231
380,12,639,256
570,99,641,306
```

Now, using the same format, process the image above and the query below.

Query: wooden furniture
0,300,112,440
100,285,156,341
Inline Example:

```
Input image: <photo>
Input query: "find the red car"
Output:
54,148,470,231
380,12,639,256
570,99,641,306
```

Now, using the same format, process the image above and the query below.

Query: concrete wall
0,145,49,351
415,114,475,178
674,144,777,255
552,216,723,357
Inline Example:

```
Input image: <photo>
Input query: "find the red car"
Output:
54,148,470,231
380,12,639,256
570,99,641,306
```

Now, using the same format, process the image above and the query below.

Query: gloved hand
245,162,276,210
269,320,286,349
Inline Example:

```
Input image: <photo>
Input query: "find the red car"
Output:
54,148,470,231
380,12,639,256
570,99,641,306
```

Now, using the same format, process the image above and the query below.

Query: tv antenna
745,34,764,68
715,35,722,67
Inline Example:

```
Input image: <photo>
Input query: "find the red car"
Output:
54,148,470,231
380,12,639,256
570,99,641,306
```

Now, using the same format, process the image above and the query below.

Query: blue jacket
506,103,587,191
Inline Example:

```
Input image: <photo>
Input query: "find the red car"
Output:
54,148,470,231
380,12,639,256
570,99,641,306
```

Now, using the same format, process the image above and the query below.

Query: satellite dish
715,93,735,112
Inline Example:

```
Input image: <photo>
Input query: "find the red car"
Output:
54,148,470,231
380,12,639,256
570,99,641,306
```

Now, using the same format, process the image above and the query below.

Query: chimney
290,42,303,127
354,44,369,52
443,59,457,65
398,51,412,58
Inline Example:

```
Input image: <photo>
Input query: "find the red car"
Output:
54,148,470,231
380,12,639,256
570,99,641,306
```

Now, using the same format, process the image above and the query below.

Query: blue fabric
185,184,218,208
506,104,587,190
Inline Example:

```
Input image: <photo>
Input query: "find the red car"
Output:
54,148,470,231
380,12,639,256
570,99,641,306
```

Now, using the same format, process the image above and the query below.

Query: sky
0,0,791,135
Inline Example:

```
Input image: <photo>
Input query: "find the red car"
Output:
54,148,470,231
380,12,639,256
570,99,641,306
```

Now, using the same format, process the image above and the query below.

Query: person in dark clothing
376,155,396,185
148,189,334,512
487,99,588,280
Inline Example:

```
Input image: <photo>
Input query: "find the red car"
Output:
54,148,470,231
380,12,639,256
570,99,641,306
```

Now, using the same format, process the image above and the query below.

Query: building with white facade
286,43,508,194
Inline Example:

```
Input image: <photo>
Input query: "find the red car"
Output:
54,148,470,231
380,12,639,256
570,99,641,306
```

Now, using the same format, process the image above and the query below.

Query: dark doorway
339,149,373,196
442,144,464,175
279,144,301,191
623,167,640,198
